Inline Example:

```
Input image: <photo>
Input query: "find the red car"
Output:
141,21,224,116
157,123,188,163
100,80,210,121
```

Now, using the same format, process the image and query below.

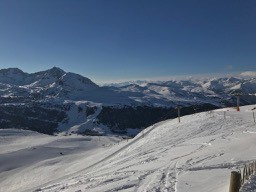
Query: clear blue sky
0,0,256,82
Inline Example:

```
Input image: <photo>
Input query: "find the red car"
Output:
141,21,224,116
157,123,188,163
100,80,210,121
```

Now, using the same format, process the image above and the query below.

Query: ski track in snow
2,105,256,192
29,120,168,192
40,120,216,191
35,109,256,191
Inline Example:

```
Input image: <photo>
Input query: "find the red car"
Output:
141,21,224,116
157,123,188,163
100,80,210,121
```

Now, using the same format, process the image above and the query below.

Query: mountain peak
0,68,26,75
60,72,98,88
48,66,65,74
46,67,66,78
33,67,66,79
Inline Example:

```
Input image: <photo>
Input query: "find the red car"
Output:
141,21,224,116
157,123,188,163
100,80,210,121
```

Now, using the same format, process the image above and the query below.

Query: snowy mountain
0,67,256,135
240,71,256,78
1,105,256,192
109,75,256,107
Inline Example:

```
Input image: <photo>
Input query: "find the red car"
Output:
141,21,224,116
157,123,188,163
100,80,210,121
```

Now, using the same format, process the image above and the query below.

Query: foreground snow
1,105,256,192
241,174,256,192
0,130,122,192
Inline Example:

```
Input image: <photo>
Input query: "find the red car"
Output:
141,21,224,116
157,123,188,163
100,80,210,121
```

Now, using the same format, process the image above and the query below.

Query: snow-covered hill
1,105,256,192
109,75,256,107
0,67,256,135
0,67,133,104
1,67,256,107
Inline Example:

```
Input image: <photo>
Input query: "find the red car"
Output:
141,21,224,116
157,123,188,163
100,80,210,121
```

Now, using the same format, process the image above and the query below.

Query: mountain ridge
0,67,256,135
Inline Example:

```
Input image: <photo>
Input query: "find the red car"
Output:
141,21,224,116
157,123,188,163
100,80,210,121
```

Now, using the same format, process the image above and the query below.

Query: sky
0,0,256,83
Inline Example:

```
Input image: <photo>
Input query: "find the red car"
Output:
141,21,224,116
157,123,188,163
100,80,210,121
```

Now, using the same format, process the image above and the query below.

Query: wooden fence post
253,112,255,123
245,165,248,180
177,106,181,123
229,171,241,192
236,96,240,111
242,166,246,184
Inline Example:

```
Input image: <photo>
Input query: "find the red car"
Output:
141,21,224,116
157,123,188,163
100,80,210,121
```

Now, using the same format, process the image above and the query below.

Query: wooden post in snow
177,106,181,123
232,93,242,112
224,111,226,120
229,171,241,192
236,95,240,111
253,112,255,123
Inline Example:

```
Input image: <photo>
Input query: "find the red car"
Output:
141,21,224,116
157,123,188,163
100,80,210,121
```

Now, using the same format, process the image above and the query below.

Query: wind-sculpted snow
2,105,256,192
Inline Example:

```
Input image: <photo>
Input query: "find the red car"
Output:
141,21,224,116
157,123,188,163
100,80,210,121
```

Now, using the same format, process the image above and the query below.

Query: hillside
0,67,256,135
1,105,256,192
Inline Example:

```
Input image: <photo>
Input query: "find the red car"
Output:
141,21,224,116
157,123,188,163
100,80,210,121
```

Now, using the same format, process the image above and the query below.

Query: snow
0,129,122,192
57,101,112,135
241,175,256,192
0,67,256,108
240,71,256,78
58,101,101,132
1,105,256,192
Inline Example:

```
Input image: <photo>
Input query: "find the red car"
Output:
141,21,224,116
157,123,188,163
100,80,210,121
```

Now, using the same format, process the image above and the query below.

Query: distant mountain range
0,67,256,135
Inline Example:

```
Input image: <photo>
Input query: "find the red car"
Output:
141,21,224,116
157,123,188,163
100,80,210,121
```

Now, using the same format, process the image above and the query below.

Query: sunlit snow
1,105,256,192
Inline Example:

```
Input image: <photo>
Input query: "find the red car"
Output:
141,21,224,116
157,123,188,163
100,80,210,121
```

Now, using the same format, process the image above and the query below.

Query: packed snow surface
1,105,256,192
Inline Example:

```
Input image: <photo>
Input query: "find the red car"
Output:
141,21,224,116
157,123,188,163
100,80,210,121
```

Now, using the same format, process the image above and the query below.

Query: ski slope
1,105,256,192
0,130,122,192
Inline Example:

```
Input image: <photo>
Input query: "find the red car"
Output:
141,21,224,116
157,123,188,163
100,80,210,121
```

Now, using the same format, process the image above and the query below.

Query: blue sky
0,0,256,83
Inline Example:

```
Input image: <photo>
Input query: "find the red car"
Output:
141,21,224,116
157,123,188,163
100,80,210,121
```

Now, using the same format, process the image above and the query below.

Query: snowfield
1,105,256,192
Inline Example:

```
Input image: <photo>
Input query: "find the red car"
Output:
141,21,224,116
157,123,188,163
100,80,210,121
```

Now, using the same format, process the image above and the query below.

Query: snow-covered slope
0,129,123,192
1,105,256,192
0,67,134,105
240,71,256,78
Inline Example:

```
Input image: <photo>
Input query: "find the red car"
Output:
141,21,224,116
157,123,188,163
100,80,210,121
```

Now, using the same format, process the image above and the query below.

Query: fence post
253,112,255,123
177,106,181,123
242,166,246,184
245,165,248,180
236,96,240,111
229,171,241,192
